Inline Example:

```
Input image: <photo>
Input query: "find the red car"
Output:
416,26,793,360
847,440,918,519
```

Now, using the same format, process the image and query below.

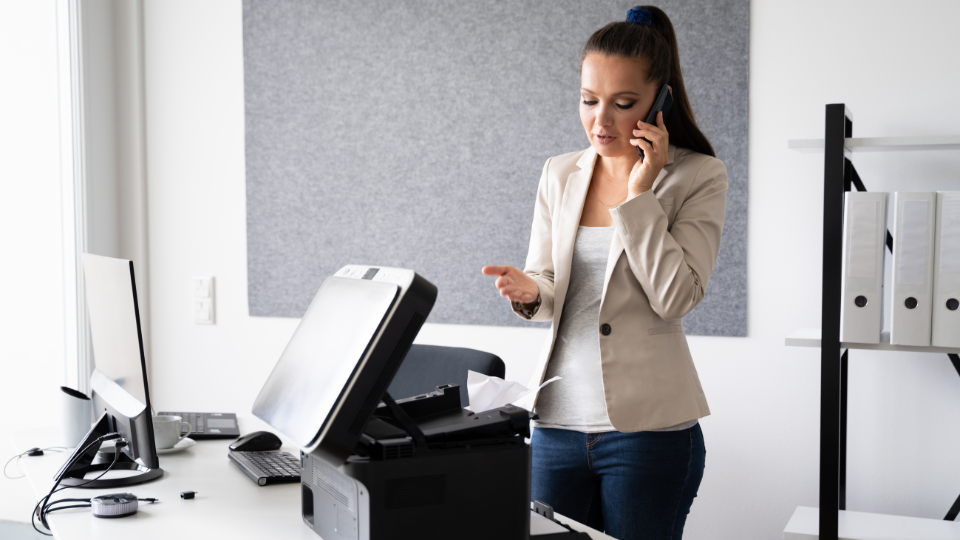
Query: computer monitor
56,254,162,487
252,265,437,466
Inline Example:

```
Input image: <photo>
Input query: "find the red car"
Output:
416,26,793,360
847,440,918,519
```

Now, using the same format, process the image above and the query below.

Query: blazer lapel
600,226,624,300
552,148,596,322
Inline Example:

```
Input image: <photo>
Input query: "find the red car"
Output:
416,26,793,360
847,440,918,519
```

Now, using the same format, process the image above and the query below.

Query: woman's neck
595,153,640,184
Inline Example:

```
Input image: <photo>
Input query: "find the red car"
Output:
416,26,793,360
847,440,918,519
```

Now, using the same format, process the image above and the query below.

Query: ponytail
580,6,715,158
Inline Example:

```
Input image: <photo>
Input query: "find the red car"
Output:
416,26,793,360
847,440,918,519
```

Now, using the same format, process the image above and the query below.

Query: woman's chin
593,143,632,158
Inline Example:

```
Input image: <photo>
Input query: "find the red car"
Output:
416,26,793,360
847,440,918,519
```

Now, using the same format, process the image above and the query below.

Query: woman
482,6,727,540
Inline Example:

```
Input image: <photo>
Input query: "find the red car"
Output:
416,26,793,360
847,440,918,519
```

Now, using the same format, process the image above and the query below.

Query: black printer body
301,385,532,540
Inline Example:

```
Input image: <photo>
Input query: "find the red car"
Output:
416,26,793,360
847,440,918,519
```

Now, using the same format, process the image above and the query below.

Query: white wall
0,0,67,522
139,1,960,539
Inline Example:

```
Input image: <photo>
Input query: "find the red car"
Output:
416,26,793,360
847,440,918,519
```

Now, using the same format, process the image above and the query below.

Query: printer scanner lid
252,266,436,464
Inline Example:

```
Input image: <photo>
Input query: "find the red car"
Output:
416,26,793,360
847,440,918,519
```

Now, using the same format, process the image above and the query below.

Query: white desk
15,417,614,540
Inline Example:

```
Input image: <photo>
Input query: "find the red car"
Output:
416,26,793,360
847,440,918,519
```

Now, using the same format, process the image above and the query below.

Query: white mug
153,415,192,449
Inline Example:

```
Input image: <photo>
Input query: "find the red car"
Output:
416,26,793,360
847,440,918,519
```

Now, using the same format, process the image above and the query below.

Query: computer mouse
229,431,282,452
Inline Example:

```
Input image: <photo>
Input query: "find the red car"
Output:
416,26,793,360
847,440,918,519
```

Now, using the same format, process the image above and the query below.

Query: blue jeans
531,424,705,540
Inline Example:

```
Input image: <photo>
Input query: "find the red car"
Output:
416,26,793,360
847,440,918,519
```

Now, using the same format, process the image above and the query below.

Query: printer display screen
252,277,399,447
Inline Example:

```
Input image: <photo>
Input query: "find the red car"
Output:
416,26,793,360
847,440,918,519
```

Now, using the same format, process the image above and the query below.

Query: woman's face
580,53,660,159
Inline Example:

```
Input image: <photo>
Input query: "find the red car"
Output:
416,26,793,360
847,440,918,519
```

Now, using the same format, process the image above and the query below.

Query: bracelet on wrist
513,294,541,319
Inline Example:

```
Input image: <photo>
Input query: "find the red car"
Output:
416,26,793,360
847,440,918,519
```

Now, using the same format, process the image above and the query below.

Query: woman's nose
595,105,614,127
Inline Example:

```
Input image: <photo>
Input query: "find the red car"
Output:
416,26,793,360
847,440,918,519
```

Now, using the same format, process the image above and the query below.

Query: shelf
783,506,960,540
785,328,960,354
788,135,960,153
794,106,960,540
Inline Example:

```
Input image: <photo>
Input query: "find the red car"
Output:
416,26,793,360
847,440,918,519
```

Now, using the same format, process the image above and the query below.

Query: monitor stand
58,451,163,488
56,413,164,488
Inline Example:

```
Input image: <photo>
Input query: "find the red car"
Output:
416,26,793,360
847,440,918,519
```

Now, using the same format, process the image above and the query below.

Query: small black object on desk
180,491,197,500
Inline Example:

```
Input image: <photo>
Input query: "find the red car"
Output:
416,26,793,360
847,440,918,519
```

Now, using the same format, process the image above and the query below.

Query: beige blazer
513,144,728,432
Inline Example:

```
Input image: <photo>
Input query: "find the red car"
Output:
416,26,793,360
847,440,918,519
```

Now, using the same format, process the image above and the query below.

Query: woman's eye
579,100,635,109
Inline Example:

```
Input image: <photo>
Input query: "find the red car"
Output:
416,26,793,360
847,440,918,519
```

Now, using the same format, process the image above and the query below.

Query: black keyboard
228,451,301,486
158,412,240,440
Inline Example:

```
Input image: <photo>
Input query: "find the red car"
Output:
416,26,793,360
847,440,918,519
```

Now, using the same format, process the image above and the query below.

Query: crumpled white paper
466,370,561,413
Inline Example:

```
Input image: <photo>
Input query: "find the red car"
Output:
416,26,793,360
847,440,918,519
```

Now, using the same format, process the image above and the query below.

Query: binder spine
840,192,886,344
890,192,937,346
932,192,960,348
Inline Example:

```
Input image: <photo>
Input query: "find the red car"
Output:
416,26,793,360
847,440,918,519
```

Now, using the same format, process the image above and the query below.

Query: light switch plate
192,276,215,324
193,276,213,298
194,298,214,324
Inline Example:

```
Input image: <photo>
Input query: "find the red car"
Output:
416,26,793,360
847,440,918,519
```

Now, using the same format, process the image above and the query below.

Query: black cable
32,438,106,534
4,447,69,479
31,434,124,536
54,440,124,491
42,503,92,515
40,496,158,522
43,498,92,515
44,497,91,506
41,497,93,520
31,433,117,531
41,444,123,529
40,496,158,525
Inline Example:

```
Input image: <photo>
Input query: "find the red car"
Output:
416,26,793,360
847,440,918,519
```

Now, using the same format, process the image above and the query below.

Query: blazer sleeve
511,158,556,322
609,156,728,321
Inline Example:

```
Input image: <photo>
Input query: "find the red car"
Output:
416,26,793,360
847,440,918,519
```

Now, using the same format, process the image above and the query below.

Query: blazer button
600,323,612,336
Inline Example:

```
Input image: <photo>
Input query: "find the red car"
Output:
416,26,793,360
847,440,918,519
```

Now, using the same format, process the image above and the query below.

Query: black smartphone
636,84,674,159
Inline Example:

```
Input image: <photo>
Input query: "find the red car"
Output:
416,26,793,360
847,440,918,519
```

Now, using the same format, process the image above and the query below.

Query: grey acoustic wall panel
244,0,748,336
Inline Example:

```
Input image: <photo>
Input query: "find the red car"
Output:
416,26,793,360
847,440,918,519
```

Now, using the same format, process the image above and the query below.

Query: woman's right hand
481,265,539,304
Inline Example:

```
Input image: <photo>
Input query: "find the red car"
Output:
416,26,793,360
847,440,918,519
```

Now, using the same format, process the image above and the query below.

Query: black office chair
387,344,505,406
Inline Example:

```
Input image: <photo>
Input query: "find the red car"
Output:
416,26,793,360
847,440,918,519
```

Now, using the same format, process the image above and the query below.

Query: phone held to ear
636,84,674,159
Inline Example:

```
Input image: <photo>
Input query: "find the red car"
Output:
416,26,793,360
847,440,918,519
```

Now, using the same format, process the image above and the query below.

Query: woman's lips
596,135,616,145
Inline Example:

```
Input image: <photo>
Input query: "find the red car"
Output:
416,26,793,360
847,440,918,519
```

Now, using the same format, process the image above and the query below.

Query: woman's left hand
628,111,669,198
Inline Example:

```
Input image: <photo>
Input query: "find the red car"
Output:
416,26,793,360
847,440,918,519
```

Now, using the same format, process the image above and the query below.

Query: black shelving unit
816,103,960,540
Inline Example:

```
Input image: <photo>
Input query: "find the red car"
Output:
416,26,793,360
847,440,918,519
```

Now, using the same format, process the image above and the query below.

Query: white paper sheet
466,370,561,413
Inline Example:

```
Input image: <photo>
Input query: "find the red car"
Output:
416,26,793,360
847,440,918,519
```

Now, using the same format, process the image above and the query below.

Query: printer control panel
336,265,411,288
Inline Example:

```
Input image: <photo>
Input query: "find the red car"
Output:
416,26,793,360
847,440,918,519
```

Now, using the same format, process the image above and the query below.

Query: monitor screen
84,255,149,408
252,276,399,447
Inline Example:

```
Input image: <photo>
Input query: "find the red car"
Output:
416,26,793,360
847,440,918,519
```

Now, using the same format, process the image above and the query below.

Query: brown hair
580,6,715,157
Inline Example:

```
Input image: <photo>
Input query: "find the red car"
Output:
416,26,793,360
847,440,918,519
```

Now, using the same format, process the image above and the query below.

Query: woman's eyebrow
580,88,641,97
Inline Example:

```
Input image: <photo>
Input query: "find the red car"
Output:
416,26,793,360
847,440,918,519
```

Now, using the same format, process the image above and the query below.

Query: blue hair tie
626,7,652,26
